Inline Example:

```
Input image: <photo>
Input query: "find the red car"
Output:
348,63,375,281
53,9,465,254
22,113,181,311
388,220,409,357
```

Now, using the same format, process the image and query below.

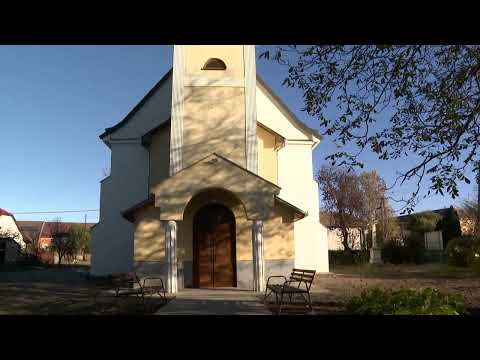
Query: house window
202,58,227,70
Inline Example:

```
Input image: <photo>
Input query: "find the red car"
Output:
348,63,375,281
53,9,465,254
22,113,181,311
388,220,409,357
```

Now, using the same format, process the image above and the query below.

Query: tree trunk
341,229,354,263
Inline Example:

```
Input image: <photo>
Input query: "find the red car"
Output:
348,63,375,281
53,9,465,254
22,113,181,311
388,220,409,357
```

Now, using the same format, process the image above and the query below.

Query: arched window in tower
201,58,227,70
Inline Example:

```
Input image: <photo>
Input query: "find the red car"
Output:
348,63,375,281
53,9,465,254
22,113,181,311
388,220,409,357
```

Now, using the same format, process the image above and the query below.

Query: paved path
155,288,273,315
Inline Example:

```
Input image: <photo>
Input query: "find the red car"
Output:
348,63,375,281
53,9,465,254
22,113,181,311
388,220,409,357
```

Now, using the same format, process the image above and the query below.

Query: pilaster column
252,220,265,292
165,220,178,293
170,45,185,176
244,45,258,173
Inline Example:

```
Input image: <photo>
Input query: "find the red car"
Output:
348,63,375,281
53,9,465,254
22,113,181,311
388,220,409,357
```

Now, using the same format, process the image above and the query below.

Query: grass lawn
307,262,480,314
330,263,480,278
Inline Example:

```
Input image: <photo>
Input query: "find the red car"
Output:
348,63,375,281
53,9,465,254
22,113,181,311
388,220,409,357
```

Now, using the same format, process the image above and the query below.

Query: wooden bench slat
264,268,316,314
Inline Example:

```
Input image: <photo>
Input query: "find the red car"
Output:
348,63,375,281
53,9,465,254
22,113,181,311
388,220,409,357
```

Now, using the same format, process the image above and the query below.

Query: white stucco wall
0,214,25,250
111,76,172,139
91,74,172,276
256,85,311,141
92,64,329,276
91,140,149,276
276,142,329,272
255,79,329,273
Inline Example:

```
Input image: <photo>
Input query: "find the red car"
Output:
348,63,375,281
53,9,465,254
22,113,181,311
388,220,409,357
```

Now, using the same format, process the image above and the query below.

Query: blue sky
1,45,476,223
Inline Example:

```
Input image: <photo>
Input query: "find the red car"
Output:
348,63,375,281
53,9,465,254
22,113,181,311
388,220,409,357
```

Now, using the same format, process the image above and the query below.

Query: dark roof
275,196,307,221
396,206,457,224
98,68,321,142
141,119,171,147
121,195,155,222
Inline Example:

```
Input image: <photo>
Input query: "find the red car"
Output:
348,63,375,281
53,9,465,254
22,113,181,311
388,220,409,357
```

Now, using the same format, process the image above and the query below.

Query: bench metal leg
263,288,272,304
306,292,313,313
278,292,285,315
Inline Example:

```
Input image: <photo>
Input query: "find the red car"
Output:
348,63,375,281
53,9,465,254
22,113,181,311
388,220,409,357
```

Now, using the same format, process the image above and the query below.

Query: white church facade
91,45,329,293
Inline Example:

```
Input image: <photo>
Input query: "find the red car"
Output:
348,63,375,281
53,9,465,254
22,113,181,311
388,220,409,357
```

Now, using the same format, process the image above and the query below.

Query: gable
100,70,172,144
256,77,321,143
99,69,320,146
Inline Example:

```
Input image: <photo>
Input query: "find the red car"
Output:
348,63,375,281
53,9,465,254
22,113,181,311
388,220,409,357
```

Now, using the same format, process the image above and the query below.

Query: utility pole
369,201,383,265
476,160,480,237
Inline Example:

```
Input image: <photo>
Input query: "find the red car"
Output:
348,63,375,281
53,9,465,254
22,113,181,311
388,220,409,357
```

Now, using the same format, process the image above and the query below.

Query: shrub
346,287,468,315
381,233,425,264
403,232,426,264
382,240,404,264
446,236,476,267
329,250,370,265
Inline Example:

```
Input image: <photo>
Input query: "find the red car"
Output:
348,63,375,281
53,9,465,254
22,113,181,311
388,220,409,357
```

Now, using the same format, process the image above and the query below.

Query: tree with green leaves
260,45,480,213
69,224,91,261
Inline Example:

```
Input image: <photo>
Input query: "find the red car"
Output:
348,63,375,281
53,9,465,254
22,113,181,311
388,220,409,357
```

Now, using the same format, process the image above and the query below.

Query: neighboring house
319,212,366,251
91,45,329,293
17,221,96,263
396,207,460,251
0,208,25,264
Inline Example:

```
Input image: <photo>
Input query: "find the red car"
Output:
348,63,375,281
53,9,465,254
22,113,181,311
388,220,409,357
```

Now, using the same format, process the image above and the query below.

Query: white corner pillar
165,220,178,293
170,45,185,176
252,220,265,292
244,45,258,174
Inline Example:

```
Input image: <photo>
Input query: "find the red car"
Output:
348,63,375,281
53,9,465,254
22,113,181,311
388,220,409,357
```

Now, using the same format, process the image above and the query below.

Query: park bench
263,268,316,314
114,273,166,303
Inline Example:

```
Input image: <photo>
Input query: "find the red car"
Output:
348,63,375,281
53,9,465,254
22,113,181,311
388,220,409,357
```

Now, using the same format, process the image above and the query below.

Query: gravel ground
2,263,479,315
0,265,169,315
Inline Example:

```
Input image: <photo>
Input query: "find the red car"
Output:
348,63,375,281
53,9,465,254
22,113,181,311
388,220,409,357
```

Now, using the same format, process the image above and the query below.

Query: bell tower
169,45,258,175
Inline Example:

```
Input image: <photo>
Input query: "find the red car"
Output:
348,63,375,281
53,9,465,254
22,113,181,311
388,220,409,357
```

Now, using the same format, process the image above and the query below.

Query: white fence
424,231,443,251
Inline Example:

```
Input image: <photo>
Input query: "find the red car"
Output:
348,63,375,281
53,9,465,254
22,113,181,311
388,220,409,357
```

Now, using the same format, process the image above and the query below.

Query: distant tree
459,199,479,237
48,218,75,265
318,165,366,256
69,224,91,261
359,171,386,224
260,45,480,214
436,207,462,249
24,228,41,256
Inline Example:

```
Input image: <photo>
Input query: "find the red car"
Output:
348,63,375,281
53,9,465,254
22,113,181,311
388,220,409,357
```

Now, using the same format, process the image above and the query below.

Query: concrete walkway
155,288,272,315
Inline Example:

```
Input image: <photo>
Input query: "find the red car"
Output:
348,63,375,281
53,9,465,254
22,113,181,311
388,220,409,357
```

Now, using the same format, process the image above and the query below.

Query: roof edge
256,74,322,142
99,69,173,140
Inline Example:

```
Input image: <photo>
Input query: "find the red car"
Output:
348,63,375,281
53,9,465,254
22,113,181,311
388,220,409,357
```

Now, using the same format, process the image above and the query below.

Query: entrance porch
123,153,306,294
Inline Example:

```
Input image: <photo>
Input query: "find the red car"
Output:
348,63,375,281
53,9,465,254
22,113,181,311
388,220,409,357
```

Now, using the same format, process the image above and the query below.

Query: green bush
446,236,477,267
381,233,425,264
381,240,404,264
329,250,370,265
346,287,468,315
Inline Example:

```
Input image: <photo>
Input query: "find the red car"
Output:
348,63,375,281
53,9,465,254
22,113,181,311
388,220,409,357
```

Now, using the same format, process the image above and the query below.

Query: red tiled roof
0,208,14,218
16,221,96,243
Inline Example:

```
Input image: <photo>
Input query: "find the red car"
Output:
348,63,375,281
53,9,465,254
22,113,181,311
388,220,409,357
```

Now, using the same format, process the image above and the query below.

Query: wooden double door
193,203,237,288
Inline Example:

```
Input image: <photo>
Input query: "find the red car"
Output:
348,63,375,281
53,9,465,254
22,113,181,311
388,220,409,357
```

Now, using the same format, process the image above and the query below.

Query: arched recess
201,58,227,70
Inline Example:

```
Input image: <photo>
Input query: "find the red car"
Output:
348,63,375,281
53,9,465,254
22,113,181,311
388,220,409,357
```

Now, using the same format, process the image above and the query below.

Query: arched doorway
193,203,237,288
